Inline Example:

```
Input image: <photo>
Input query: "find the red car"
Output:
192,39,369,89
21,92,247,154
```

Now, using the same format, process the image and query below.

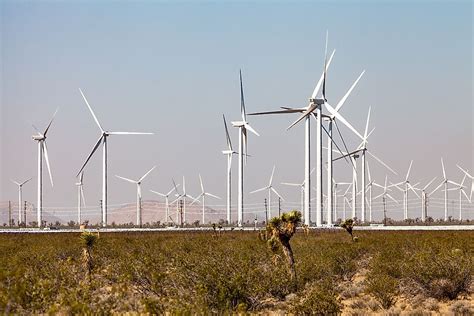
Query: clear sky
0,1,472,221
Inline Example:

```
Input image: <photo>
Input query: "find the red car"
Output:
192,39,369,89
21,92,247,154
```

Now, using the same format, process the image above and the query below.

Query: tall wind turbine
32,109,57,227
190,174,221,224
413,177,437,221
231,70,260,227
150,182,180,225
250,165,285,221
222,114,236,224
249,38,337,227
11,178,32,225
76,172,86,225
429,158,460,221
76,89,154,227
116,166,156,227
173,176,194,225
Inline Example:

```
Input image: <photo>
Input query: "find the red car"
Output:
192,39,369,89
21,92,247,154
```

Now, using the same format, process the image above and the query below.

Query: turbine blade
43,142,54,187
441,158,446,179
324,102,364,140
223,114,233,151
199,174,204,193
240,70,246,121
334,70,366,113
269,165,276,186
311,49,336,99
250,186,267,194
116,175,137,184
457,164,473,179
139,166,156,182
423,177,437,191
408,183,420,198
77,135,104,176
461,189,471,203
322,30,328,100
79,88,104,133
429,181,445,196
287,104,317,130
364,106,371,141
43,108,59,137
386,194,399,204
150,190,166,198
406,160,413,181
20,177,33,186
205,192,221,200
271,187,285,201
249,109,303,115
367,151,398,175
244,123,259,136
281,182,301,187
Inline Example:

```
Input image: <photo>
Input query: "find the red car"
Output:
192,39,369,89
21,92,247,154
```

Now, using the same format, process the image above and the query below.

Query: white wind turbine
339,183,352,220
389,160,419,220
374,176,399,220
429,158,460,221
150,182,180,225
412,177,437,222
446,172,470,221
172,176,194,225
250,35,337,227
190,174,221,225
250,166,285,221
222,114,237,224
76,172,86,225
281,168,315,218
116,166,156,227
32,109,57,228
457,165,474,202
76,89,154,227
332,180,351,222
231,70,260,227
11,177,32,225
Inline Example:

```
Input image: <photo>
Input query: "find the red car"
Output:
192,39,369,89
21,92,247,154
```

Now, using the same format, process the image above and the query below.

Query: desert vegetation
0,228,472,314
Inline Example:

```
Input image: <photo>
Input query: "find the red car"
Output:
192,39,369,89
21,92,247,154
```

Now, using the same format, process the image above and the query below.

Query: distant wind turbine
250,165,285,221
190,174,221,224
11,177,32,225
76,89,154,227
429,158,460,221
116,166,156,227
150,181,180,225
32,108,57,227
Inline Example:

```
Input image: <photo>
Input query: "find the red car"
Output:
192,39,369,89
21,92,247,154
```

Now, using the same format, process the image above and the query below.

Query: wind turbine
190,174,221,224
281,168,315,219
249,34,337,227
222,114,237,224
231,70,260,227
412,177,437,222
446,172,470,221
457,165,474,202
11,178,32,225
32,109,57,228
76,172,86,225
172,176,194,225
150,182,180,225
250,165,285,221
116,166,156,227
332,180,351,222
340,183,352,220
429,158,460,221
389,161,418,220
374,176,399,221
76,89,154,227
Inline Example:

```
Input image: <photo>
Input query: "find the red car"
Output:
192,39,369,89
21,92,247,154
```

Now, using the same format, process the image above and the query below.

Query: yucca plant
267,210,302,290
340,218,357,242
80,231,98,282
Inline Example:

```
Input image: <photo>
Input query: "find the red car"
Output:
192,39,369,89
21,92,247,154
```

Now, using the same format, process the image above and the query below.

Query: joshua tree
267,210,302,289
340,218,358,242
80,231,98,282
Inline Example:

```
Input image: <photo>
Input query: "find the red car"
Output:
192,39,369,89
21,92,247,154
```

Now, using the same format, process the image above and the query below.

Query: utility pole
278,197,281,217
264,198,268,223
24,201,28,227
383,195,387,226
8,201,12,227
179,199,184,228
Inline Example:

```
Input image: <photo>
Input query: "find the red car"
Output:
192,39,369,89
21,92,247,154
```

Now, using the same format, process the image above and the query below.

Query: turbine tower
231,70,259,227
150,182,180,225
116,166,156,227
190,174,221,224
11,178,32,225
77,89,154,227
32,109,57,228
250,165,285,220
76,172,86,225
222,114,236,224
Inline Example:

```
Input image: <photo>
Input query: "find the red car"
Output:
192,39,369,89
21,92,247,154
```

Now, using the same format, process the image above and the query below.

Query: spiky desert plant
80,231,97,282
340,218,357,242
267,210,302,289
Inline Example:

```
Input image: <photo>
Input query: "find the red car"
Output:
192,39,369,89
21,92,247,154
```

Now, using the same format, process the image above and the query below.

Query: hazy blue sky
0,1,472,221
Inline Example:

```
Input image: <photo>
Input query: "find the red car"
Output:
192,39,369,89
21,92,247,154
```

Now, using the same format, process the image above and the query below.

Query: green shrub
365,273,398,309
288,281,342,315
